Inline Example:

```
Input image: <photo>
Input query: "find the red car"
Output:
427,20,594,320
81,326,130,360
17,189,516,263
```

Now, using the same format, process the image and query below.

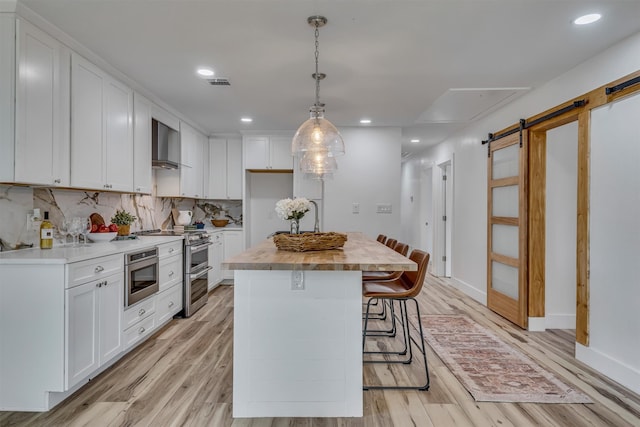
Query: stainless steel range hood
152,118,180,169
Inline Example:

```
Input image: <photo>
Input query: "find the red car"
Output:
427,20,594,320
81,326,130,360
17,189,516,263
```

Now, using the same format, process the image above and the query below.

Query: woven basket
273,232,348,252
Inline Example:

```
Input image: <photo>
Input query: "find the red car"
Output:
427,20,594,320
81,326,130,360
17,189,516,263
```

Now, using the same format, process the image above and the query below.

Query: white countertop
205,225,243,231
0,235,184,265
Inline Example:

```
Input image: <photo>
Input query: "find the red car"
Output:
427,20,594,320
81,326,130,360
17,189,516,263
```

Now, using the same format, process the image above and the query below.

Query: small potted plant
110,209,137,236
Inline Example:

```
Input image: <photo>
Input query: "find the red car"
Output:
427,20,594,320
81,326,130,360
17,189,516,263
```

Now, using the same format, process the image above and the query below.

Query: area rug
419,314,592,403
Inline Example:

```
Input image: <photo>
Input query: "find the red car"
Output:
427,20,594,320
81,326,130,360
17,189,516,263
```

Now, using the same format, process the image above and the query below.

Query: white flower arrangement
275,197,311,220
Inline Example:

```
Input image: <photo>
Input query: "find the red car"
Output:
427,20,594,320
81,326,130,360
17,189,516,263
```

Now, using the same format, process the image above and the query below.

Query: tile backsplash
0,185,242,251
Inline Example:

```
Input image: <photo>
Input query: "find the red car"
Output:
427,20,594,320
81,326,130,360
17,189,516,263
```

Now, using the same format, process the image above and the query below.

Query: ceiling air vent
206,78,231,86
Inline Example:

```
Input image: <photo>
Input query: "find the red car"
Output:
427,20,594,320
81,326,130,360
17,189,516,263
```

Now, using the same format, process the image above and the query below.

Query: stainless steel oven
125,247,159,307
184,232,212,317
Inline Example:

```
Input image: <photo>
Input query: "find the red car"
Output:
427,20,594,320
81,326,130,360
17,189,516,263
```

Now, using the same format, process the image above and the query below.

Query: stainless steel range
136,229,212,317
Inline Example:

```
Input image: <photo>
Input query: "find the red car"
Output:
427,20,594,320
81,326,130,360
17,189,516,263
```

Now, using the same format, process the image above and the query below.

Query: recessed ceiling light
241,117,253,123
360,119,371,124
196,67,214,77
574,13,601,25
410,139,420,144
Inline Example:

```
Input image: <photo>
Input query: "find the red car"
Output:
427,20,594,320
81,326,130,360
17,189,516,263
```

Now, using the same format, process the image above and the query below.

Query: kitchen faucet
310,200,320,232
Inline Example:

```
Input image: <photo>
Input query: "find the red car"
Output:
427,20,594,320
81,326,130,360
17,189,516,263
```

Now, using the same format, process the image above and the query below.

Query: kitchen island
223,232,416,418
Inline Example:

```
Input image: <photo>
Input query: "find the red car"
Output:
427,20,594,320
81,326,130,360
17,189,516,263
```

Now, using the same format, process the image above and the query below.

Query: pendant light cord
314,23,320,109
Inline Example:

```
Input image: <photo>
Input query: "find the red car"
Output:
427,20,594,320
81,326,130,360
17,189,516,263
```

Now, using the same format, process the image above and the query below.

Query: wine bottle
40,211,54,249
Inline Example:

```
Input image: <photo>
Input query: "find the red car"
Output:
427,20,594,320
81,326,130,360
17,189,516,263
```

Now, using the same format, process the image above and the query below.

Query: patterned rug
420,314,592,403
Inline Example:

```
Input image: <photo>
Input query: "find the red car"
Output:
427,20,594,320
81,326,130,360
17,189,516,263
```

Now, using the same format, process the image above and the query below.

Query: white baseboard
451,277,487,305
545,314,576,329
576,343,640,395
528,317,546,331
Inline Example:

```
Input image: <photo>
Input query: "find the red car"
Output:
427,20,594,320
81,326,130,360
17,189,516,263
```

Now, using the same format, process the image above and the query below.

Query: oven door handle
189,242,212,255
190,265,213,280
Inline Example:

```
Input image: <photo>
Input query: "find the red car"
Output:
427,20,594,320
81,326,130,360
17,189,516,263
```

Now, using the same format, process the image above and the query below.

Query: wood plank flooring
2,275,639,426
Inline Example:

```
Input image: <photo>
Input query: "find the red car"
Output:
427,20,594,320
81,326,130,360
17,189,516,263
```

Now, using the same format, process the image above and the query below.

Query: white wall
402,31,640,392
582,93,640,394
324,127,402,240
248,172,293,246
545,123,578,329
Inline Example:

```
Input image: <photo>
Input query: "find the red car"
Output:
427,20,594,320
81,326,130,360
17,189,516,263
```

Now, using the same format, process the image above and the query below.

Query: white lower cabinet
223,230,244,279
208,231,224,289
156,283,183,325
65,271,123,389
123,312,156,349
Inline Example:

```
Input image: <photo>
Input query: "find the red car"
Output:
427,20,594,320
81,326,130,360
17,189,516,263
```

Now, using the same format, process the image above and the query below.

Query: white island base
233,270,363,418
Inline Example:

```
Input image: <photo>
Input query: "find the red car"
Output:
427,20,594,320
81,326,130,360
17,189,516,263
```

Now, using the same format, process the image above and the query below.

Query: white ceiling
17,0,640,156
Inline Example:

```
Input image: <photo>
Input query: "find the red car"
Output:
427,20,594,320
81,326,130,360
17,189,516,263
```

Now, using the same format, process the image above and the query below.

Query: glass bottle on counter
40,211,54,249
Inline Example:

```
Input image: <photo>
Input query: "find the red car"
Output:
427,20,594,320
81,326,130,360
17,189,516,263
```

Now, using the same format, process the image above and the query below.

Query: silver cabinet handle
94,266,104,273
168,271,174,277
139,308,146,316
136,187,141,192
169,248,174,253
54,178,61,184
102,280,107,287
96,282,101,288
139,327,145,334
168,301,174,307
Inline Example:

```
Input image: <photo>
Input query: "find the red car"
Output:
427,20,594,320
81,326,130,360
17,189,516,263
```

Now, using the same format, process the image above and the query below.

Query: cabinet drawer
157,241,183,259
210,231,223,242
156,283,183,326
67,254,123,289
159,255,182,292
123,297,156,330
123,315,156,350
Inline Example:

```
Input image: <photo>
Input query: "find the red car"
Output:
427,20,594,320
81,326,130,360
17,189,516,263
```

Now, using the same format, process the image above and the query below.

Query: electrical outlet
352,203,360,214
376,204,392,214
291,270,305,290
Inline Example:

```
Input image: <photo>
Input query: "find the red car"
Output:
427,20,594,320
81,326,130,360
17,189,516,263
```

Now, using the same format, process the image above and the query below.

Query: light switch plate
376,204,392,214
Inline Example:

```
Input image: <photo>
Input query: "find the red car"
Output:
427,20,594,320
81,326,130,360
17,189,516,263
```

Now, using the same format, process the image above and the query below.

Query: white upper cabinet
132,93,152,194
0,15,14,182
70,53,133,192
14,19,70,187
243,135,293,170
156,121,206,198
207,137,242,199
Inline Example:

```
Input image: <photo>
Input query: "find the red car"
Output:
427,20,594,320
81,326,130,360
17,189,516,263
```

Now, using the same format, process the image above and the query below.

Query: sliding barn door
487,131,528,328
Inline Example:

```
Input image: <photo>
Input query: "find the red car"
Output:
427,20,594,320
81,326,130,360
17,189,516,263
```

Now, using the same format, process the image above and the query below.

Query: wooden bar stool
362,249,431,391
376,234,387,244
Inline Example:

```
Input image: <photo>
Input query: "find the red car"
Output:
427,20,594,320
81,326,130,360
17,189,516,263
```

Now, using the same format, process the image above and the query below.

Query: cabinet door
226,138,243,199
104,78,133,192
269,136,294,169
0,15,14,182
209,233,224,289
179,122,204,198
71,54,105,190
243,136,269,169
207,138,227,199
133,93,152,194
98,274,123,363
223,230,244,279
66,281,99,389
15,19,69,187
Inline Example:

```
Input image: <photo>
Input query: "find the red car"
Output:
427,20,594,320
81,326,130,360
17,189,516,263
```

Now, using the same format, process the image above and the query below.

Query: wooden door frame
489,69,640,344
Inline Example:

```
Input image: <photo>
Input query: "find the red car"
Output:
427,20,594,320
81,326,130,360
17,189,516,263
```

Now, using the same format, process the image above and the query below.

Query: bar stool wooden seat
362,249,431,391
376,234,387,244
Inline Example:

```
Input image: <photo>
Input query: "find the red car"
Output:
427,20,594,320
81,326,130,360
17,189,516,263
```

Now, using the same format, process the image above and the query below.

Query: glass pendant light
292,16,345,173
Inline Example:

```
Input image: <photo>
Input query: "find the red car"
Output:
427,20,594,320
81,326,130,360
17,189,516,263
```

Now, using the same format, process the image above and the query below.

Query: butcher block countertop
223,232,416,271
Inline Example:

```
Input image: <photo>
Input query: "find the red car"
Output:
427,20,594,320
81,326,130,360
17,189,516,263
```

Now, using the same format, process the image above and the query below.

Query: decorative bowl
88,232,117,242
211,219,229,227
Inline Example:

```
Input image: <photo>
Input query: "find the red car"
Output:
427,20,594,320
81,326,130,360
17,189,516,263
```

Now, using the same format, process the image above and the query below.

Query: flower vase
290,218,300,235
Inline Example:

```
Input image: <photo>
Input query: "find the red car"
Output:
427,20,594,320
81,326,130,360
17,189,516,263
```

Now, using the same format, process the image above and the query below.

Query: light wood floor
2,275,640,426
